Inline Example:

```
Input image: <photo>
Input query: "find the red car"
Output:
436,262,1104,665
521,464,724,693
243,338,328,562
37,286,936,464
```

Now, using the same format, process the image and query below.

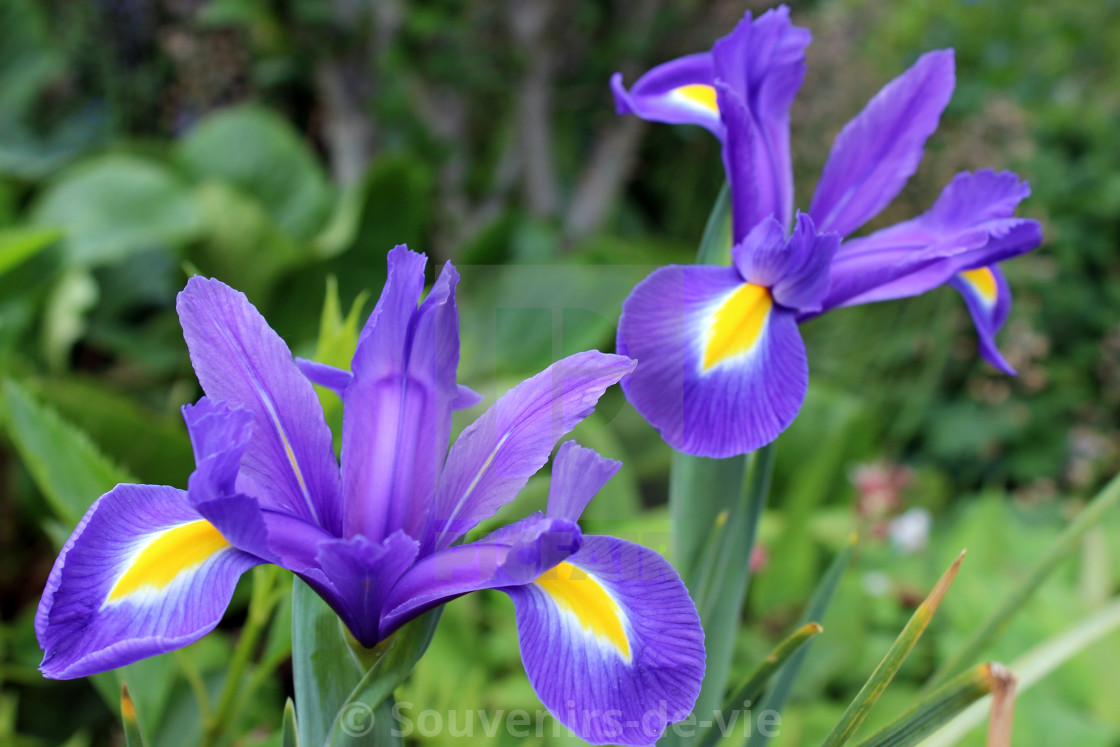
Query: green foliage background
1,0,1118,744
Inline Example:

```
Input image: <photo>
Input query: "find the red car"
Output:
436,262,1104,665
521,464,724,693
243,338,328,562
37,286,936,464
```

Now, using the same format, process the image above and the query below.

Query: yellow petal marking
535,562,631,661
674,84,719,113
702,283,773,371
960,267,998,305
108,520,230,601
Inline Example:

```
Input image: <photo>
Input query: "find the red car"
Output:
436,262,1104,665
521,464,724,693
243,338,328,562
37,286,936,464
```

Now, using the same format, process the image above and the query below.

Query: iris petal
37,484,260,679
809,50,956,237
425,351,634,553
506,535,704,746
610,54,720,135
177,277,343,535
950,265,1016,374
617,264,808,457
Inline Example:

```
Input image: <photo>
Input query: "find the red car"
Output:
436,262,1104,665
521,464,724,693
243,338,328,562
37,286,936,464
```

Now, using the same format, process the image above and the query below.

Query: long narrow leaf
747,533,859,747
928,471,1120,689
820,551,966,747
121,685,146,747
677,442,774,743
695,623,823,747
855,664,997,747
282,698,299,747
919,597,1120,747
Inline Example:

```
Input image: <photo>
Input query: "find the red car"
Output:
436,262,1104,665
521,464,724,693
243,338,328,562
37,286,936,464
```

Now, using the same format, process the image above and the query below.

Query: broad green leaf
821,552,966,747
31,376,195,486
1,377,133,526
41,268,98,372
0,227,59,277
178,106,333,242
854,664,996,747
291,579,364,747
32,155,202,266
748,533,859,747
927,470,1120,690
189,180,302,302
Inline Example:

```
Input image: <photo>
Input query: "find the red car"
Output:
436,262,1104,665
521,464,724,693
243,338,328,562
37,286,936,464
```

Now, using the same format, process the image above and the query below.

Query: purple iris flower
611,6,1043,457
36,246,705,745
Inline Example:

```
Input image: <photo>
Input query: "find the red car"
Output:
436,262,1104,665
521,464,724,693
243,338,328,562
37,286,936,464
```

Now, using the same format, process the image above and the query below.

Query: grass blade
747,533,859,747
854,664,996,747
918,599,1120,747
121,685,146,747
820,551,966,747
695,623,822,747
927,471,1120,689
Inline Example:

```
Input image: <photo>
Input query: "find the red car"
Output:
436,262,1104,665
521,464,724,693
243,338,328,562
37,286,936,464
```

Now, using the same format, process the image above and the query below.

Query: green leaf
747,533,859,747
190,180,303,301
310,276,368,423
32,155,202,266
927,470,1120,690
121,685,146,747
821,551,966,747
920,597,1120,747
291,578,364,747
681,443,774,736
853,664,996,747
1,377,133,526
325,611,441,747
0,227,59,277
694,182,731,266
283,698,299,747
178,106,333,242
30,376,195,486
696,622,824,747
40,268,98,372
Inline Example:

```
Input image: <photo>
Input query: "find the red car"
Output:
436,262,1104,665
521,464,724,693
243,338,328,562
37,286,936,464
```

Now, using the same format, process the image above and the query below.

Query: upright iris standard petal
712,6,810,231
951,265,1016,374
36,484,261,679
177,277,344,535
610,55,720,135
506,535,705,746
342,247,463,542
341,246,427,542
617,263,808,457
808,50,956,237
425,351,635,552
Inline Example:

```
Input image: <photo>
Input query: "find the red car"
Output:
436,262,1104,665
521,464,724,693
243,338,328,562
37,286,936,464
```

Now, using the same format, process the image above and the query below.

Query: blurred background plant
1,0,1119,745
